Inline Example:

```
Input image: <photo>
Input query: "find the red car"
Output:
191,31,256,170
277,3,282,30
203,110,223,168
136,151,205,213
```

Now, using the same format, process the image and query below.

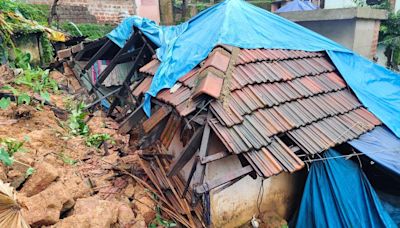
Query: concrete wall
324,0,358,9
135,0,160,23
297,19,356,50
25,0,135,24
279,8,387,59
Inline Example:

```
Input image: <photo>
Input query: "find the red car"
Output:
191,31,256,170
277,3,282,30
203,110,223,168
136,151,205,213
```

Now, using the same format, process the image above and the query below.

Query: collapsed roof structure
133,46,380,179
63,0,400,226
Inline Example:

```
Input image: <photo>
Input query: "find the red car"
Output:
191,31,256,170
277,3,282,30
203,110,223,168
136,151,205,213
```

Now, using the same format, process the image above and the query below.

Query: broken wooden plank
118,103,145,134
142,106,172,134
161,114,181,148
194,166,253,194
167,127,204,177
200,151,230,164
191,112,211,188
182,156,198,198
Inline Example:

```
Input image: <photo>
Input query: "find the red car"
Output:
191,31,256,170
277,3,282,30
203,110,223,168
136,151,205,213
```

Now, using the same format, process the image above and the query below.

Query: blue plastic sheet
106,0,400,138
275,0,318,13
296,149,396,227
349,126,400,176
377,191,400,226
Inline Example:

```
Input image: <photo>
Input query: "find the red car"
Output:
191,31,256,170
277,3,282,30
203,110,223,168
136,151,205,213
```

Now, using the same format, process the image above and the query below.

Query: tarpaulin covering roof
107,0,400,139
275,0,318,13
135,46,381,177
349,126,400,176
296,149,396,227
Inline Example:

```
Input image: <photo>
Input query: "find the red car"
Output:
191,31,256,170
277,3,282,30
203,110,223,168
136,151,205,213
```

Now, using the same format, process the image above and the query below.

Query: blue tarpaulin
107,0,400,139
349,126,400,176
296,149,396,227
275,0,318,13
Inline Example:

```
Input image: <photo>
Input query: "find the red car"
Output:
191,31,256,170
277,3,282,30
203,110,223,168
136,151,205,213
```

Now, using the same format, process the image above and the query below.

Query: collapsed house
128,45,381,227
57,0,400,227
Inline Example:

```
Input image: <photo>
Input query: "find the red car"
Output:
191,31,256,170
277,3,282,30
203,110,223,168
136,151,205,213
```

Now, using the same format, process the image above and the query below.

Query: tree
379,11,400,70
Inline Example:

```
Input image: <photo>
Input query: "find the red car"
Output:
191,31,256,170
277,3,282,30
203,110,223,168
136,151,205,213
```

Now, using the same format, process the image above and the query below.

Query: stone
54,197,119,228
20,181,72,226
21,162,59,197
117,203,136,226
20,174,90,226
132,194,155,224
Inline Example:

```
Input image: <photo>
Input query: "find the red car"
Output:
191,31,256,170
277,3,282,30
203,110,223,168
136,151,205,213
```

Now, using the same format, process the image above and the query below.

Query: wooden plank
96,31,140,85
161,114,181,148
118,103,145,134
200,151,230,164
195,166,253,194
83,39,113,70
191,112,212,188
142,106,172,134
167,127,204,177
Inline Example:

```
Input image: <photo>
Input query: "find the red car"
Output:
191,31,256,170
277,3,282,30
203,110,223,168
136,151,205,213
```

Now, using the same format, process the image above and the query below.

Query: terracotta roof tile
192,71,224,99
134,48,381,178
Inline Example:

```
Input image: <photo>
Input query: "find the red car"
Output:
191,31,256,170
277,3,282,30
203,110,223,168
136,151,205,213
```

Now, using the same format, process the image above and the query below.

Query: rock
132,194,155,224
118,203,136,227
0,64,15,85
123,183,136,198
0,164,7,181
21,162,59,197
20,174,90,226
54,197,119,228
20,181,72,226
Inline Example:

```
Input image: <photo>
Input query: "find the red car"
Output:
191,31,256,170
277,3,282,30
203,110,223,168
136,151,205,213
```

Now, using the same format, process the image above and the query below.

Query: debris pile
0,62,166,227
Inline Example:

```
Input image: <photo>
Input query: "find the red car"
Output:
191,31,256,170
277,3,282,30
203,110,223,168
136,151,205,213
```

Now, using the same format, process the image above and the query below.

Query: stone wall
25,0,135,24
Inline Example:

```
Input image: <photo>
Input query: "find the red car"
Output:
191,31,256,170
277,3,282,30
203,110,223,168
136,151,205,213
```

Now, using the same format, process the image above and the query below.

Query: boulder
21,162,59,197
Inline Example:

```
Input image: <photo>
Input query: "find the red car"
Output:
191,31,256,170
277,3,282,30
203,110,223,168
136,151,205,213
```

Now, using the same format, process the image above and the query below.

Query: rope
256,178,265,216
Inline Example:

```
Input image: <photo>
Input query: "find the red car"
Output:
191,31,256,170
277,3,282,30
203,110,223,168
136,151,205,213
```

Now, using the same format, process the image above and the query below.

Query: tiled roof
134,46,381,178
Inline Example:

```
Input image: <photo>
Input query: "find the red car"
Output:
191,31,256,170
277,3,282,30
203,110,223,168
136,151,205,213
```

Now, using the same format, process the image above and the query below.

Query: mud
0,69,157,228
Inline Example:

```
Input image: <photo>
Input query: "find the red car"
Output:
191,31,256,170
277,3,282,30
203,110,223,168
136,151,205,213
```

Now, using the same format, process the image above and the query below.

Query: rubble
21,162,59,197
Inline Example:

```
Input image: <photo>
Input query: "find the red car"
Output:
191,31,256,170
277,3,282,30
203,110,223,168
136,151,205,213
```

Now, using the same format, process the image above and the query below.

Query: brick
57,48,72,59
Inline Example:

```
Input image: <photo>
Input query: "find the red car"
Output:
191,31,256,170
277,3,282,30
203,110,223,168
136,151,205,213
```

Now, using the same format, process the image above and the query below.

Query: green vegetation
60,22,114,40
0,0,54,65
380,11,400,70
0,49,58,111
58,152,77,165
0,1,49,25
86,133,111,148
67,102,89,136
0,137,35,177
149,206,177,228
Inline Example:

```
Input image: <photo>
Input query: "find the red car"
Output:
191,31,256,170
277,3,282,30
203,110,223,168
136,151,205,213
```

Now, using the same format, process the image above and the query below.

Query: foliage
0,1,49,25
58,153,77,165
149,206,177,228
39,34,54,65
60,22,115,40
380,11,400,66
67,102,89,136
85,133,111,148
0,0,54,66
1,138,27,156
0,98,11,110
0,137,35,177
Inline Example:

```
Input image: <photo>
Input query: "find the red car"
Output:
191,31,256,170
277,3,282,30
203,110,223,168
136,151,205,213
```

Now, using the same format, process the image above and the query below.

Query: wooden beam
167,127,204,177
195,166,253,194
96,30,140,85
118,103,145,134
142,106,172,134
200,151,229,164
191,112,212,189
83,39,113,71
